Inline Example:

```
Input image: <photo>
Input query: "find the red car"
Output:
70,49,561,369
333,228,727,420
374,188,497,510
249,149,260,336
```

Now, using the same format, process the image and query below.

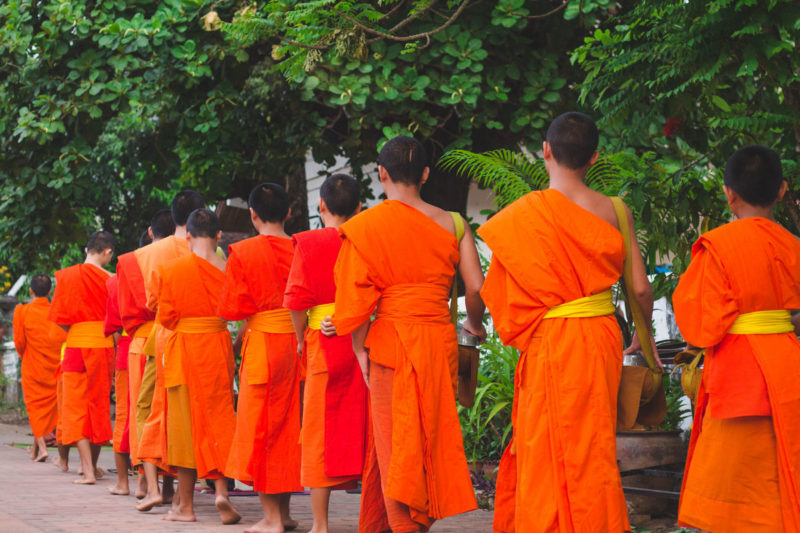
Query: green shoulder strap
449,211,465,324
610,197,659,372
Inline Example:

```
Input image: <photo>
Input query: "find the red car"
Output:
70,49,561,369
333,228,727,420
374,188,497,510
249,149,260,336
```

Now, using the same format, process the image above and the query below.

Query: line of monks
12,113,800,532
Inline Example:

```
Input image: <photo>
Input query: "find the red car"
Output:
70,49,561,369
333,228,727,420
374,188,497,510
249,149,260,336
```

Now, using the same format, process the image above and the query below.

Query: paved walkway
0,424,493,533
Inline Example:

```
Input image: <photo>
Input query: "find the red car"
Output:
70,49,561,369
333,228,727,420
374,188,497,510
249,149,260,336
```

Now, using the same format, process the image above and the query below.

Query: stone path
0,424,493,533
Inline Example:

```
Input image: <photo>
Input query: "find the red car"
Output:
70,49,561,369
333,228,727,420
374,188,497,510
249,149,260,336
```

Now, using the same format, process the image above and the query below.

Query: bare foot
73,477,96,485
135,494,163,512
108,486,130,495
52,456,68,472
284,518,299,531
29,446,37,461
94,467,105,479
35,450,49,463
243,518,283,533
215,495,241,525
162,509,196,522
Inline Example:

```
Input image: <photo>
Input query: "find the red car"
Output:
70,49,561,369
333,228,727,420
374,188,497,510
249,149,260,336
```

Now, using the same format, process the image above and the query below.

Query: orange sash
66,321,114,349
242,309,294,385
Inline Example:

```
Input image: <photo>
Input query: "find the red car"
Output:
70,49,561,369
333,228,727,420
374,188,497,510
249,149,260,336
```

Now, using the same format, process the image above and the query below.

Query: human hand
320,316,337,337
462,317,487,344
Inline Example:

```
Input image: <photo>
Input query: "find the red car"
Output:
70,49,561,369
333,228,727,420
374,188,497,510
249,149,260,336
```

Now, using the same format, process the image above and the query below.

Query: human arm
350,321,371,386
621,204,662,368
457,221,487,343
290,310,308,356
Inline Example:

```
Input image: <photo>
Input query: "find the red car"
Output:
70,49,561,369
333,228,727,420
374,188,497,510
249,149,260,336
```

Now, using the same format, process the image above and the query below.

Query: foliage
439,149,622,208
0,0,319,277
459,331,518,462
659,373,691,432
573,0,800,233
218,0,623,213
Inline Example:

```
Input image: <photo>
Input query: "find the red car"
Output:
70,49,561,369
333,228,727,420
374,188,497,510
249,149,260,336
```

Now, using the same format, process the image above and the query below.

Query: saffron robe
479,189,629,533
673,217,800,532
132,236,190,470
13,297,66,438
157,254,236,479
332,200,477,531
116,251,151,464
218,235,302,493
49,263,114,446
283,227,367,488
104,274,131,454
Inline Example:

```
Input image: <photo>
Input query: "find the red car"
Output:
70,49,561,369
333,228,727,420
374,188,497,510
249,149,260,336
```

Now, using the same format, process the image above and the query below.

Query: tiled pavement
0,437,494,533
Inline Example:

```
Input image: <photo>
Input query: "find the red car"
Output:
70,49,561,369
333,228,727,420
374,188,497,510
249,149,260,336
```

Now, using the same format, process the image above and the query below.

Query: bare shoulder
418,202,457,236
577,189,620,230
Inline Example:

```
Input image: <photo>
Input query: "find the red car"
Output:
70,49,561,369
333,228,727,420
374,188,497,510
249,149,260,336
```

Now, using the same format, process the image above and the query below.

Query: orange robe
13,297,66,438
116,251,151,465
673,217,800,532
49,263,114,446
218,235,302,493
283,227,367,489
332,200,476,532
104,274,131,454
157,254,236,479
479,189,629,533
128,236,190,471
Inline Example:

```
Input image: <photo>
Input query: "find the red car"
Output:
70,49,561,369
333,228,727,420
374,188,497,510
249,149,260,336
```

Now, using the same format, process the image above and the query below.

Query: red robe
673,217,800,532
13,297,66,438
283,227,367,487
116,251,151,464
105,274,131,454
218,235,302,493
49,263,114,445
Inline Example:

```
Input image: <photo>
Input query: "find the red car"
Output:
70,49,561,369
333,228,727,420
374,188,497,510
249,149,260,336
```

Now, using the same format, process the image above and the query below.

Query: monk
480,112,659,532
219,183,300,533
104,272,132,495
13,274,67,462
329,136,486,532
674,145,800,532
118,204,190,512
157,208,240,525
283,174,366,533
49,230,115,485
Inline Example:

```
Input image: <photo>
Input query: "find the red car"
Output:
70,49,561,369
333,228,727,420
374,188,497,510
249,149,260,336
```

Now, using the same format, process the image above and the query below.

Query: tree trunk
284,163,309,235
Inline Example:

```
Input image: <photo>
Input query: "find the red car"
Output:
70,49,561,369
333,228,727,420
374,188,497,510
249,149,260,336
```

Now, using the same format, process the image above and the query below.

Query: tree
0,0,320,275
219,0,621,212
574,0,800,232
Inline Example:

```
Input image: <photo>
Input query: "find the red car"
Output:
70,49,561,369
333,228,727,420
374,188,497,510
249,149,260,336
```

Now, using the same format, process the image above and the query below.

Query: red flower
663,117,683,138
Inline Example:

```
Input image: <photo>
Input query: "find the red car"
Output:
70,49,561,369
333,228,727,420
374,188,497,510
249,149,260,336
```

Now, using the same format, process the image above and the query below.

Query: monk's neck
191,243,225,271
548,169,590,196
84,255,107,270
385,184,425,208
321,212,349,229
253,220,289,239
732,204,775,221
174,226,188,239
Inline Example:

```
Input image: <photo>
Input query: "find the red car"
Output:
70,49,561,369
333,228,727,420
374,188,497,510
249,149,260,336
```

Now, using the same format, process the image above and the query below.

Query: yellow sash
247,308,294,334
133,320,155,338
65,321,114,349
307,303,335,331
543,289,615,319
729,310,794,335
174,316,228,334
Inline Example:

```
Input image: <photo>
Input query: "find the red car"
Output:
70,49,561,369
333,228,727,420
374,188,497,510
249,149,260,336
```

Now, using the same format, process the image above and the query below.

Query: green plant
459,330,518,462
659,374,691,432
